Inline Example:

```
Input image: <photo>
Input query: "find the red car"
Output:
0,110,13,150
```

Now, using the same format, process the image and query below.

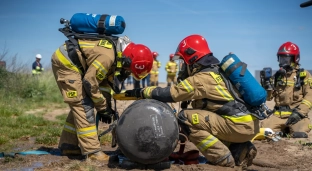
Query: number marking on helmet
291,44,297,50
182,40,186,47
135,64,145,70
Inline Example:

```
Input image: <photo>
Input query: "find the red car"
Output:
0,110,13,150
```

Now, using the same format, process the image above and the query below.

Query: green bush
0,68,63,112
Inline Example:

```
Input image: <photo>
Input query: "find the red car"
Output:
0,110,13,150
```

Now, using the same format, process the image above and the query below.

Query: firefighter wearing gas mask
51,36,153,161
165,54,178,86
125,34,260,169
150,51,161,86
261,42,312,138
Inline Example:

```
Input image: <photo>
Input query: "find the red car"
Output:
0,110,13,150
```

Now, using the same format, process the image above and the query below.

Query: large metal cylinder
116,99,179,164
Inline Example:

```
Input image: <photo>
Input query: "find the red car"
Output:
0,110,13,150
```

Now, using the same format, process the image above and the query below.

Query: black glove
285,109,305,126
97,108,115,124
124,88,143,98
180,101,189,109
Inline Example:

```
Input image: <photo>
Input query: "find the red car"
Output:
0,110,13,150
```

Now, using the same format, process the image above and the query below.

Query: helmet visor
178,59,186,73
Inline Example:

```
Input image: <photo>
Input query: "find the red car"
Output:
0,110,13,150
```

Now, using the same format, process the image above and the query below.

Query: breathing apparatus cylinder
116,99,179,164
220,54,267,107
70,13,126,35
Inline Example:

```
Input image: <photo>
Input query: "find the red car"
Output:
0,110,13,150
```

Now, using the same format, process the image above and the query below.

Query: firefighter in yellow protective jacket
261,42,312,138
51,36,153,161
165,54,178,86
150,51,161,86
125,34,260,169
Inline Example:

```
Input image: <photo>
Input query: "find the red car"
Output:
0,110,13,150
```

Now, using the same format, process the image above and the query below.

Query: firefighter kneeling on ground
261,42,312,138
125,34,260,169
165,54,178,86
51,36,153,161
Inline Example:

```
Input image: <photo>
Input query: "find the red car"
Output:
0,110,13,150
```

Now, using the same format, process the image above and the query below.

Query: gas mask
177,59,189,82
117,68,131,82
176,58,199,82
278,55,296,72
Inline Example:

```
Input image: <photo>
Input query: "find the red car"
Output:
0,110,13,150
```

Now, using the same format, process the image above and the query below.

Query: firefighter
32,54,44,75
125,34,260,169
51,36,153,161
150,51,161,86
261,42,312,138
165,54,178,86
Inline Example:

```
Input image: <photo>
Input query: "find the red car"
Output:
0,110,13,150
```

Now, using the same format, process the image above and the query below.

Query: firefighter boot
87,151,110,161
59,143,82,156
229,141,257,170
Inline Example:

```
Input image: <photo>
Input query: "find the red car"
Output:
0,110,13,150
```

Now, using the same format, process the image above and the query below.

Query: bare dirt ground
2,84,312,171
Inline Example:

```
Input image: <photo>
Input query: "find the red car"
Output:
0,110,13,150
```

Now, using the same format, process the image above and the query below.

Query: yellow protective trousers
166,75,177,86
150,73,159,86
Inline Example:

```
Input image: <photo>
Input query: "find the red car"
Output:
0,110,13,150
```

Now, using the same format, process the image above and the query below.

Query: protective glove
124,88,143,98
285,109,305,126
97,108,115,124
180,101,189,109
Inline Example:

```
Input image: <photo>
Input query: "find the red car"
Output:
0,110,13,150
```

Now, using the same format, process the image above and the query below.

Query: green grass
294,140,312,148
55,114,68,123
0,68,66,152
99,133,112,145
0,67,112,153
0,113,64,151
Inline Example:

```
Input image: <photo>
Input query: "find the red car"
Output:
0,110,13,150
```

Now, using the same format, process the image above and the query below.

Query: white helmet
36,54,42,59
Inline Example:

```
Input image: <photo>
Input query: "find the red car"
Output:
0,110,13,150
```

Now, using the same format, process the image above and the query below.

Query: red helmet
122,43,153,80
277,42,300,63
174,34,212,65
169,54,174,60
152,52,159,59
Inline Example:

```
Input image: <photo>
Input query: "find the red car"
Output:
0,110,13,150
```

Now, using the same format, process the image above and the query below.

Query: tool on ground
251,128,281,142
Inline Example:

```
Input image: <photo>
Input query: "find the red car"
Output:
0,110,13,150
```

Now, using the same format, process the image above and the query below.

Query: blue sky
0,0,311,82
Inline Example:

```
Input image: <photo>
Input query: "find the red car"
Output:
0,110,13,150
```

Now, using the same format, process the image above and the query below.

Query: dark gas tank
116,99,179,164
